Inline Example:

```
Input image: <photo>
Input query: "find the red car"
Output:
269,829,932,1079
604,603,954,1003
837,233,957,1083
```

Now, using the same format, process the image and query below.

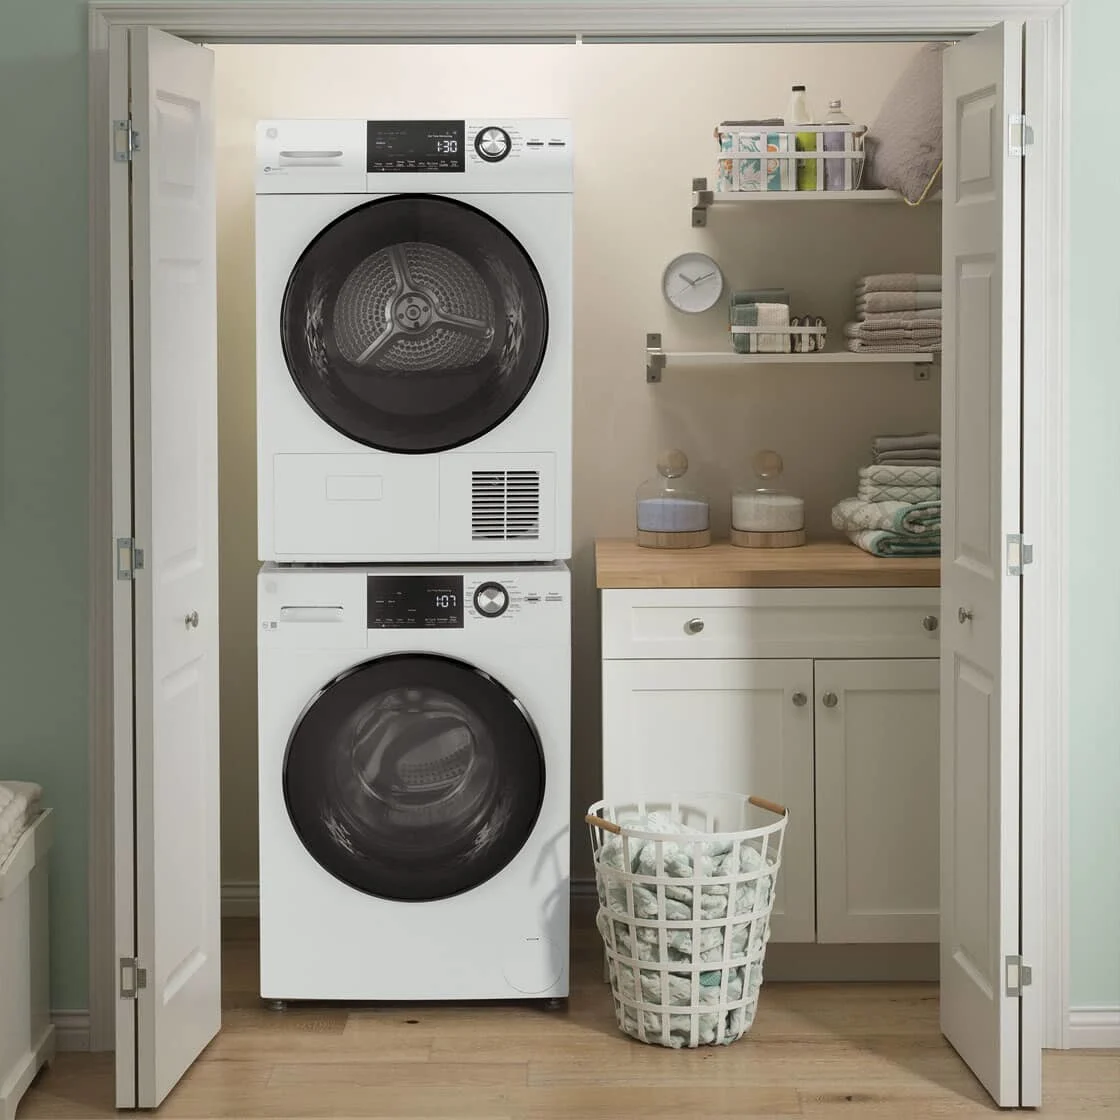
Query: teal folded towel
848,529,941,558
832,497,941,537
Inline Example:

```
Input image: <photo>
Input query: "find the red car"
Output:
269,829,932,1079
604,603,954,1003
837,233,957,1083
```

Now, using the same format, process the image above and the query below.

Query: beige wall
213,42,940,885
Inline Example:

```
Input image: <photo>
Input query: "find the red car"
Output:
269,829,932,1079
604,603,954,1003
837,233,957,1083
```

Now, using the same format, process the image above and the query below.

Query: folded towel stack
832,433,942,557
0,780,43,867
730,289,790,354
845,274,942,354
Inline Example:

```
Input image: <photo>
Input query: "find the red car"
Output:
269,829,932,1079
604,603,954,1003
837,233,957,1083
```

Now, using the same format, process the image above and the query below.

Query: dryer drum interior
281,194,549,454
283,653,546,901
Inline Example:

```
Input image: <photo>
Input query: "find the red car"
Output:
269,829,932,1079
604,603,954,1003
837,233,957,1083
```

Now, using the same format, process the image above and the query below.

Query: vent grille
471,470,541,541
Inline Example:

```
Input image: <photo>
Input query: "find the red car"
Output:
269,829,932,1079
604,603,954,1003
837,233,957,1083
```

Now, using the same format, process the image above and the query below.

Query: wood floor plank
15,922,1120,1119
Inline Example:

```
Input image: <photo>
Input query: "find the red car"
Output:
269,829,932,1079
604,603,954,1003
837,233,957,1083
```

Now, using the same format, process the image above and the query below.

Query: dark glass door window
283,654,546,901
281,195,548,453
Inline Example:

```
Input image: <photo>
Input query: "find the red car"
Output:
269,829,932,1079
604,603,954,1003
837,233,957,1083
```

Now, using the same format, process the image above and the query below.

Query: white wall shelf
690,177,941,226
645,333,937,382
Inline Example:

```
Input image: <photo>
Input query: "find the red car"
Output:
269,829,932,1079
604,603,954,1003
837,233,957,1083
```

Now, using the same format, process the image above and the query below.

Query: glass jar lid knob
657,448,689,479
753,448,784,483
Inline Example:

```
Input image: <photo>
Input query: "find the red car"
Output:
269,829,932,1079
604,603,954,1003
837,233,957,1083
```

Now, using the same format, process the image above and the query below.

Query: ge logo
266,127,278,139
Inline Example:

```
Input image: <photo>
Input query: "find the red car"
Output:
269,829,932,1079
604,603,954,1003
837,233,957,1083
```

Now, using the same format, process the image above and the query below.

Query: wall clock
662,252,724,314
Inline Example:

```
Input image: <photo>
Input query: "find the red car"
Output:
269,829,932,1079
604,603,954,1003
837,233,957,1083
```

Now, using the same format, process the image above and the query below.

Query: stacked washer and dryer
255,119,573,1002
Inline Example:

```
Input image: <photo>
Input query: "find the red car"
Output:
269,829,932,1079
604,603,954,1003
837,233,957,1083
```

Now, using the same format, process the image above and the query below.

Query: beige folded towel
845,323,941,343
860,308,942,323
857,273,941,293
857,291,943,313
849,316,942,332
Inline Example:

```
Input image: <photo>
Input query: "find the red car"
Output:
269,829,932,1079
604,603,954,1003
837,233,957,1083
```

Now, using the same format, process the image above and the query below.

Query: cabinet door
814,659,939,943
601,658,815,942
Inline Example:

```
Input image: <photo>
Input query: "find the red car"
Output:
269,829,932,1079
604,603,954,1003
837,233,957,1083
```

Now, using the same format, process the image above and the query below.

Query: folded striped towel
858,484,941,503
860,308,942,323
849,316,943,333
856,273,942,294
860,464,941,486
847,339,942,354
832,497,941,536
873,433,941,453
856,291,943,313
874,450,941,465
848,529,941,558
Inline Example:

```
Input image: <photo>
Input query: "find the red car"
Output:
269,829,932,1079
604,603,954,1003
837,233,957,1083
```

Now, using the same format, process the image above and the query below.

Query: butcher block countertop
595,538,941,589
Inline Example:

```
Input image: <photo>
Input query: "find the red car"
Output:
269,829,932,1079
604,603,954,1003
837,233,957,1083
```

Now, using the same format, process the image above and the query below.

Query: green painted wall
1067,0,1120,1011
0,0,1115,1017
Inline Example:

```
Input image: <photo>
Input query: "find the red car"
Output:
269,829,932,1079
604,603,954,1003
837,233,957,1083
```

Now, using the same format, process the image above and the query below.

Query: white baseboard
51,1010,90,1052
1067,1008,1120,1049
221,881,260,918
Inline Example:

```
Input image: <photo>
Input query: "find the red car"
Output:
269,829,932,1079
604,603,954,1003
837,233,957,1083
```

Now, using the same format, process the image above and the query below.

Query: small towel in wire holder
730,317,828,355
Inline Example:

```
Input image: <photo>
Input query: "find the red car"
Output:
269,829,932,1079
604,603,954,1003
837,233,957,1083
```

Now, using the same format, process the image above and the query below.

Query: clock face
663,252,724,314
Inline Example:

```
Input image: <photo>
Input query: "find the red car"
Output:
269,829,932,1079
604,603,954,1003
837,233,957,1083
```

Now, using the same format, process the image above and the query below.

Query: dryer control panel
256,118,572,194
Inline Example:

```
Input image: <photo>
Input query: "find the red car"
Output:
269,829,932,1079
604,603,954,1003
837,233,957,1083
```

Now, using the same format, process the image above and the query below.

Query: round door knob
922,615,939,632
792,691,808,707
475,126,511,162
185,610,199,629
684,617,705,635
473,582,509,618
958,607,974,624
822,691,839,708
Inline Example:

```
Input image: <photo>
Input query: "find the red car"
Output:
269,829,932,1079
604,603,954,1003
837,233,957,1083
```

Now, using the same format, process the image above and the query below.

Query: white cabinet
600,585,940,948
814,659,940,943
602,658,816,943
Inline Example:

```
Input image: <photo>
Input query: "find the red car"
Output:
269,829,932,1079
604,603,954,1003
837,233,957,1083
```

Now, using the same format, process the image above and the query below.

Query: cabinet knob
922,614,939,632
792,691,808,707
683,617,705,635
958,607,974,624
822,691,839,708
184,610,199,630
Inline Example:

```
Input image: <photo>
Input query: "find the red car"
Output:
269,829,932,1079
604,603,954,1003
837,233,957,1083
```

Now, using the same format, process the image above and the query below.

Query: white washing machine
255,118,572,563
257,562,570,1001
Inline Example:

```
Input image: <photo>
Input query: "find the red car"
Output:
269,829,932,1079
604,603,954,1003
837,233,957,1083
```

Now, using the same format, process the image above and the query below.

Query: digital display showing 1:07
367,120,466,173
367,575,464,629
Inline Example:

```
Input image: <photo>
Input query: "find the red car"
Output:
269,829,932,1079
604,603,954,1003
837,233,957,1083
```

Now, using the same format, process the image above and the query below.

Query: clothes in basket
595,811,775,1048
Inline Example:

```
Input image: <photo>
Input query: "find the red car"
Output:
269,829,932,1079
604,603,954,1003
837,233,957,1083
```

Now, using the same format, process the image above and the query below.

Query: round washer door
283,653,546,901
281,194,549,454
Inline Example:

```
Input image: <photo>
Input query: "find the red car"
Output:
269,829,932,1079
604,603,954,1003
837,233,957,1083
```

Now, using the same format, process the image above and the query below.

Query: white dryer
255,119,572,563
257,562,570,1001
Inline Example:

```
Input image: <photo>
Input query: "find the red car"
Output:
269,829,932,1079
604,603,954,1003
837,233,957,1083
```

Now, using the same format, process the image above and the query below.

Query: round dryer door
283,653,546,901
280,194,549,454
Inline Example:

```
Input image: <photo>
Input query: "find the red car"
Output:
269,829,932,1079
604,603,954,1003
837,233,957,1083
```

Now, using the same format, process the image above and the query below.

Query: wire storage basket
585,792,789,1049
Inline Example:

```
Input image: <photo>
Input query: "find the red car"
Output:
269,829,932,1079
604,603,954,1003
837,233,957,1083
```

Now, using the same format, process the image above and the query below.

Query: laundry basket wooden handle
748,795,788,818
584,814,622,834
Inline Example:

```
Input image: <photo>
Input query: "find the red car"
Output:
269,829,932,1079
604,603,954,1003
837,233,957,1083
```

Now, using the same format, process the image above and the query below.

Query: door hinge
116,537,145,581
1008,113,1034,157
1005,955,1033,997
119,957,148,999
113,118,141,162
1006,533,1034,576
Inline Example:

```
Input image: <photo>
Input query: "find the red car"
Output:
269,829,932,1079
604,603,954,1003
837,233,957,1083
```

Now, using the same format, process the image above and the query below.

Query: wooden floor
20,913,1119,1118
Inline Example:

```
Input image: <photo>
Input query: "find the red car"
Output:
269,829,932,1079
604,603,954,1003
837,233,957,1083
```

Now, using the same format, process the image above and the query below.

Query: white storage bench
0,809,54,1120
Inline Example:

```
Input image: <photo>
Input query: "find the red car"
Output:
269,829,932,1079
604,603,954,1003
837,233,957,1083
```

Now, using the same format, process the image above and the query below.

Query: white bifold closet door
939,20,1038,1109
115,26,221,1110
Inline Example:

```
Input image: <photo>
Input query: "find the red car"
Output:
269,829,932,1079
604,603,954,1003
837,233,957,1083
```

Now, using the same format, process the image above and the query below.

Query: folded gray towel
857,273,942,293
845,324,942,343
857,291,943,313
847,316,943,333
860,464,942,486
730,288,790,308
873,433,941,453
858,484,942,503
847,339,942,354
860,308,942,323
875,450,941,464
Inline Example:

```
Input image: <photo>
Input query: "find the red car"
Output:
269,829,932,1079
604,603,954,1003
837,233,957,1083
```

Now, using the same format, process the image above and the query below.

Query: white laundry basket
585,793,788,1049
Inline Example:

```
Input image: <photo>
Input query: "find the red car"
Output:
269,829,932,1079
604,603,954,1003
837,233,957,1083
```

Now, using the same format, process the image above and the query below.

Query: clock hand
691,271,717,284
679,273,697,286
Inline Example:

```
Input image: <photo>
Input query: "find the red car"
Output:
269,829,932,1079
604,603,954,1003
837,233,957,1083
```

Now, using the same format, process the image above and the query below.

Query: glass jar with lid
635,449,711,549
731,449,806,548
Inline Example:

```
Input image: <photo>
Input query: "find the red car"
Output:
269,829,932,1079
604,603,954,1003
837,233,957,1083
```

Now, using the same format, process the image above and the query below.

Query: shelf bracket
691,177,712,227
913,362,931,381
646,332,666,383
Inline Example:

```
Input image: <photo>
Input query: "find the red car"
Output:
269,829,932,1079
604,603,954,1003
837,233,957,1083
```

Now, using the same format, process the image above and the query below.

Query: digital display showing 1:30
366,120,466,173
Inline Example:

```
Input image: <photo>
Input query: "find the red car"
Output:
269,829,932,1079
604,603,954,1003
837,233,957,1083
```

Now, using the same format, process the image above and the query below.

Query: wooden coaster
636,529,712,550
730,528,807,549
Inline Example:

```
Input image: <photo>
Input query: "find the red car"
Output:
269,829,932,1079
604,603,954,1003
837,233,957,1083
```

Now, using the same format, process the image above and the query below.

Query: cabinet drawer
601,588,941,660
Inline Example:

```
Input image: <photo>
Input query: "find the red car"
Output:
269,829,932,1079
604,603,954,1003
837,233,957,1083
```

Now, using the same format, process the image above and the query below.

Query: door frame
85,0,1072,1057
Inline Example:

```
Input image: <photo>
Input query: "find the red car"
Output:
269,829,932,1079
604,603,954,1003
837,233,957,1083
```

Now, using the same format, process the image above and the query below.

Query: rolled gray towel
873,433,941,453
